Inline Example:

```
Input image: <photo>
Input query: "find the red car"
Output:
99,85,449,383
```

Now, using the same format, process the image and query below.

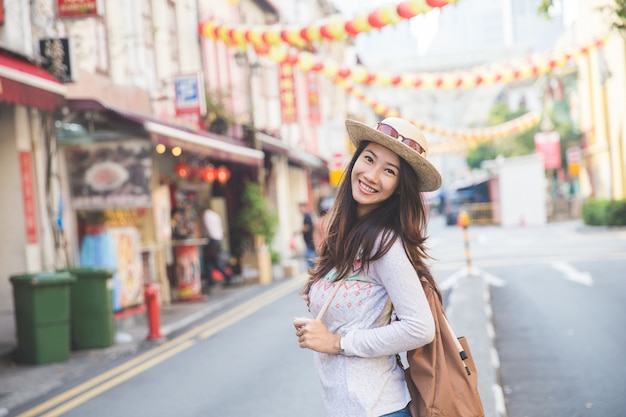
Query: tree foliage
466,75,581,169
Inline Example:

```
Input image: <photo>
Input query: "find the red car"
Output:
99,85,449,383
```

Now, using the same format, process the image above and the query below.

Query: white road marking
439,267,506,290
551,261,593,286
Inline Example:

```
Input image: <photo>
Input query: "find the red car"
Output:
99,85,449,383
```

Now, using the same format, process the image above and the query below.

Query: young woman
293,117,443,417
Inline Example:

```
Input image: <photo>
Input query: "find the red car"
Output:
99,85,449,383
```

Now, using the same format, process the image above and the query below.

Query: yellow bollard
457,210,473,275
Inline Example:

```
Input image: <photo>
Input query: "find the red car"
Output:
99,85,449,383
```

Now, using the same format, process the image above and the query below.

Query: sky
330,0,441,63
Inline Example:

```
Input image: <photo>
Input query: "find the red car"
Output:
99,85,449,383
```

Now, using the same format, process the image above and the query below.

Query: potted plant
234,181,278,284
204,89,234,135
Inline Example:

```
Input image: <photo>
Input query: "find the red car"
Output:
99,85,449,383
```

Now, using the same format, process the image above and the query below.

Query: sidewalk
0,265,297,415
0,265,502,417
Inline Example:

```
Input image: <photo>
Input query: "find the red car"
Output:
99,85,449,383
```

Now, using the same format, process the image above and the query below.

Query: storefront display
169,188,207,301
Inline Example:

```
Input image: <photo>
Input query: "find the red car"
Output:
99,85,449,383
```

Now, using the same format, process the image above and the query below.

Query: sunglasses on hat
376,122,426,155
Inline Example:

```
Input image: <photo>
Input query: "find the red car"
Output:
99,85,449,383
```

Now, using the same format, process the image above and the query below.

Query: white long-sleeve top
308,238,435,417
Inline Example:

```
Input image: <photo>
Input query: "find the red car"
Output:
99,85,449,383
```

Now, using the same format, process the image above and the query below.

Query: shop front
58,99,264,309
0,48,66,339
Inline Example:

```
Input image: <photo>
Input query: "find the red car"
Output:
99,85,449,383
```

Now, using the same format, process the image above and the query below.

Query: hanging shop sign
534,131,562,169
57,0,98,19
19,151,38,244
174,73,206,116
279,63,297,124
65,140,152,209
307,72,320,125
39,37,74,83
566,146,581,176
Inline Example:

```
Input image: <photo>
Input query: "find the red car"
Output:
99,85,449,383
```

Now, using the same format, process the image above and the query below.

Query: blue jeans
305,246,317,268
379,405,411,417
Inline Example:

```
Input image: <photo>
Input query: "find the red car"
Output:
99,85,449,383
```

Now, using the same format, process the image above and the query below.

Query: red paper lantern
299,28,311,42
175,162,190,178
200,166,216,182
426,0,449,7
216,166,231,183
255,43,269,55
319,24,333,40
397,2,417,19
337,67,351,78
286,53,299,65
367,11,385,28
344,20,359,36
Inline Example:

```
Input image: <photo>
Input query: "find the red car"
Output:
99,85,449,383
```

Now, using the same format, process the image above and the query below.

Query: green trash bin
10,271,75,365
65,267,115,349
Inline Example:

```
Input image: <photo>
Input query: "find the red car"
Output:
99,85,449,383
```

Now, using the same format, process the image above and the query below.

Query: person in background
202,207,232,286
298,202,316,268
171,208,192,240
293,117,443,417
312,201,329,254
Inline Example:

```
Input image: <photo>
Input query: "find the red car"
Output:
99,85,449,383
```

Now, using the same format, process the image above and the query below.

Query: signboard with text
57,0,98,19
174,73,205,116
279,63,297,124
534,131,562,169
307,72,320,125
65,141,152,209
19,152,38,244
39,38,74,83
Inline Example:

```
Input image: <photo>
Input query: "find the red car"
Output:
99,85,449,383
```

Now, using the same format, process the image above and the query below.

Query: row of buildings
0,0,355,338
1,0,625,345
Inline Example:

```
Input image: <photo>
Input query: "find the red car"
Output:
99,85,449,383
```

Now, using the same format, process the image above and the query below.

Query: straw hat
345,117,442,192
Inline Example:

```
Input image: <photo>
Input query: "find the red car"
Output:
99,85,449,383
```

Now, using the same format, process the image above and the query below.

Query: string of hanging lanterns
199,0,457,50
257,36,607,90
339,80,542,151
174,162,231,184
200,3,603,151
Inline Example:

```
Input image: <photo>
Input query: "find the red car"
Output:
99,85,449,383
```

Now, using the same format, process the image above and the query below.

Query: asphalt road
7,218,626,417
428,219,626,417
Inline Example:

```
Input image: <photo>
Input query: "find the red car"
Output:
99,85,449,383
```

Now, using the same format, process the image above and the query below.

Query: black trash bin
65,267,115,349
10,271,75,364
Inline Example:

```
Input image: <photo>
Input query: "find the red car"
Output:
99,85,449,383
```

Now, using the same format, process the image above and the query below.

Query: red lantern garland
199,0,456,49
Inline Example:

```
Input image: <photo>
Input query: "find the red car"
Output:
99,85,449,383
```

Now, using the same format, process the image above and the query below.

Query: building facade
0,0,340,348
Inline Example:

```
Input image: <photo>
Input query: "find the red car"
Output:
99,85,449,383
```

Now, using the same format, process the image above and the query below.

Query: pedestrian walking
202,207,232,286
298,202,317,268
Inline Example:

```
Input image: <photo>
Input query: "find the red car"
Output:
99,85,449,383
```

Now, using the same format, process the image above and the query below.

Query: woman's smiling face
351,142,401,218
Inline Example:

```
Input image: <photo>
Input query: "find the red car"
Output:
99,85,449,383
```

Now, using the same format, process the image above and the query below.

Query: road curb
446,270,508,417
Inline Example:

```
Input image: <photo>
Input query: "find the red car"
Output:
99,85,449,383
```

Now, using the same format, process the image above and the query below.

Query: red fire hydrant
144,283,163,340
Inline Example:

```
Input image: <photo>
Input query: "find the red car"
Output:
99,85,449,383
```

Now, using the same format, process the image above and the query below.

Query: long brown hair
303,141,439,297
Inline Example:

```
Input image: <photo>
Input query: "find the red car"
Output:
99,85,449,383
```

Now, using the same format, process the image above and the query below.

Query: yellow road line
15,276,306,417
200,276,305,339
40,340,196,417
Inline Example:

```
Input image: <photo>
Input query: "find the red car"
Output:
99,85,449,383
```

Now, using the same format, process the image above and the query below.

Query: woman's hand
293,317,342,354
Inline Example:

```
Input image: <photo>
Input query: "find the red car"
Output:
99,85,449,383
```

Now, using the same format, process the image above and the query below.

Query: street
428,217,626,417
7,217,626,417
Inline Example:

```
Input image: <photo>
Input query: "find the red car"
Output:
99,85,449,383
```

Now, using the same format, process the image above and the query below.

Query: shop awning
257,131,327,170
65,99,264,167
0,50,65,111
145,122,264,166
